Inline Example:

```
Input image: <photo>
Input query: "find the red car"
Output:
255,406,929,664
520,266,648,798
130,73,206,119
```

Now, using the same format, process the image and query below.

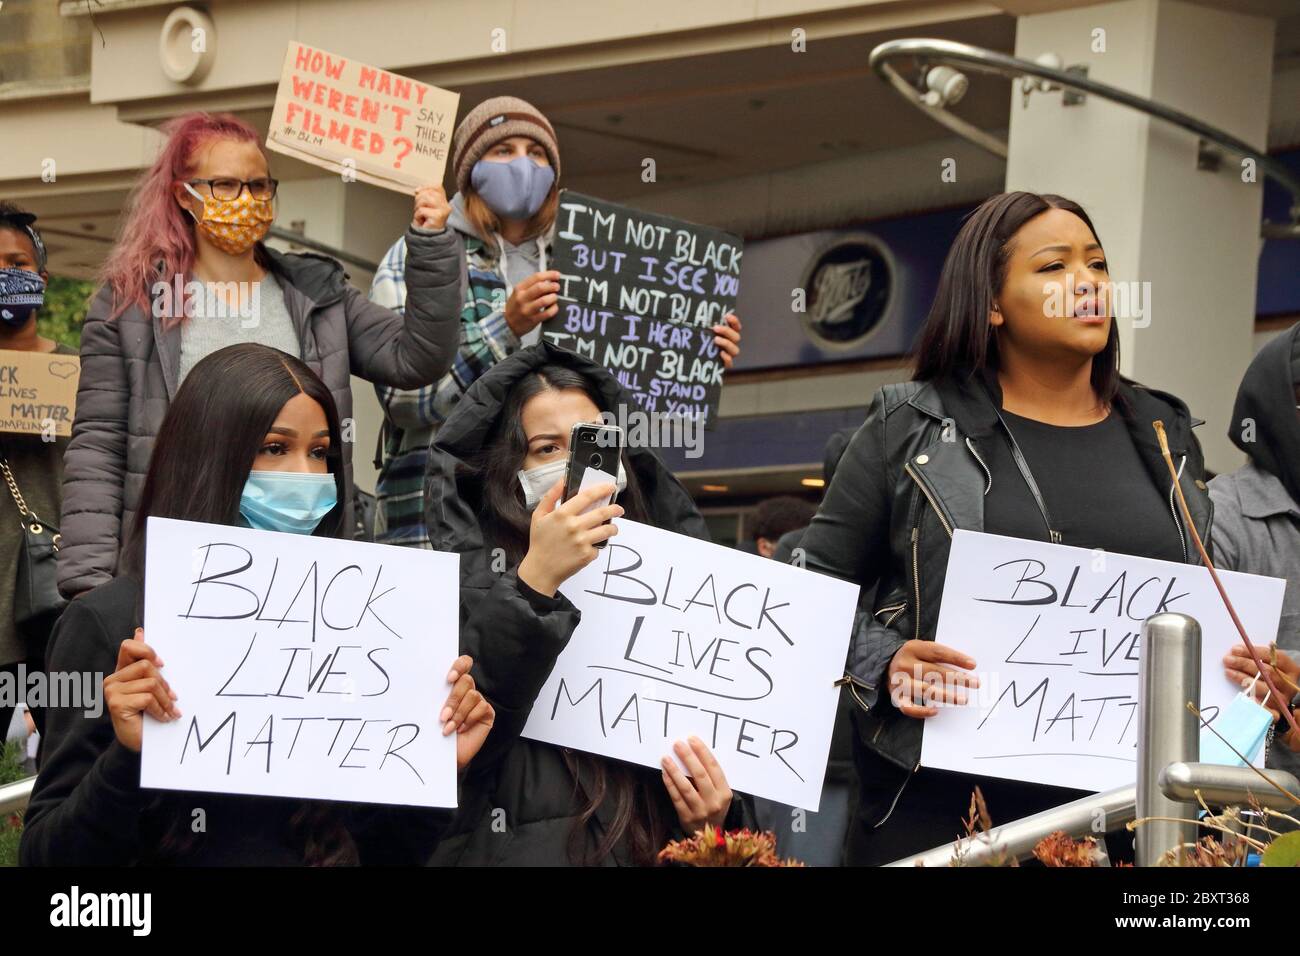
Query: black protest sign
544,191,743,426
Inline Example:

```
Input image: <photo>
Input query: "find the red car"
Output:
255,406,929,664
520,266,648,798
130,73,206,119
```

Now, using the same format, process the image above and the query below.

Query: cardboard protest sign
920,530,1286,792
0,349,79,437
520,519,857,810
266,41,459,194
544,191,744,426
141,517,460,807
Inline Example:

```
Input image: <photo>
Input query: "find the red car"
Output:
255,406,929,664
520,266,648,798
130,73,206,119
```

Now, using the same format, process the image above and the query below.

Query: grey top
177,272,300,383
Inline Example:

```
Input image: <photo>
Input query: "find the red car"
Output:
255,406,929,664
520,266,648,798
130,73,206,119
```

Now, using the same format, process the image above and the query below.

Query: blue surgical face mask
471,156,556,221
0,268,44,328
239,470,338,535
1201,677,1275,767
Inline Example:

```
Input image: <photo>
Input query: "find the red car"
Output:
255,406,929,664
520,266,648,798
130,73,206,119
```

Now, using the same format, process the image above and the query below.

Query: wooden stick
1153,421,1300,743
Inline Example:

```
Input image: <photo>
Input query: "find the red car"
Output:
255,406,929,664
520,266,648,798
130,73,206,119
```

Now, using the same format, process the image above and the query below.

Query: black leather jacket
798,372,1214,819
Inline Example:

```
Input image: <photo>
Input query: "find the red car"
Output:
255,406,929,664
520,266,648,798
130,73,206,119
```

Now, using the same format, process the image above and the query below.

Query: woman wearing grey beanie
368,95,743,548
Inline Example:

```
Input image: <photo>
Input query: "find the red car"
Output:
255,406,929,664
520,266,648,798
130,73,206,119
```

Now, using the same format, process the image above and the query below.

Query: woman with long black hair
423,342,751,865
798,191,1214,865
21,344,492,866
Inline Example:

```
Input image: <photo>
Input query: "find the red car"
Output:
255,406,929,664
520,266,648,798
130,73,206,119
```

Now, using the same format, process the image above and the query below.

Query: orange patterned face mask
183,183,273,255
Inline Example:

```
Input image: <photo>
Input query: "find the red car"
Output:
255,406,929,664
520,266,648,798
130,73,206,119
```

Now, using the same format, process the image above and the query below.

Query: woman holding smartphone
423,342,751,865
798,191,1214,865
22,344,492,866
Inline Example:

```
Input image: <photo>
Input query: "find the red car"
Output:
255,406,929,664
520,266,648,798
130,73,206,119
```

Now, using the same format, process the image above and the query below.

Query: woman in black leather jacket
798,192,1214,866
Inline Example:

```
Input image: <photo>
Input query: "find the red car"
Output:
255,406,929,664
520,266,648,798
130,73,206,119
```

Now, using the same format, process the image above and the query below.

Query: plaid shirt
370,230,535,547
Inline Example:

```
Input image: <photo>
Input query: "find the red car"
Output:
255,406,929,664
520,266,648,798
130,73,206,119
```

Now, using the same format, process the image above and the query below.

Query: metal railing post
1135,612,1201,865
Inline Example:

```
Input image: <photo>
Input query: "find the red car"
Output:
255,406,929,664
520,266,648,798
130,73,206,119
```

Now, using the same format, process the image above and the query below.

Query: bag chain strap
0,455,32,519
0,451,58,547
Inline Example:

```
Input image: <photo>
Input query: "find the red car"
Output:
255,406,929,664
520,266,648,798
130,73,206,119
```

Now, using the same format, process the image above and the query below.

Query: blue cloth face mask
1201,675,1274,767
239,470,338,535
0,268,44,328
471,157,556,221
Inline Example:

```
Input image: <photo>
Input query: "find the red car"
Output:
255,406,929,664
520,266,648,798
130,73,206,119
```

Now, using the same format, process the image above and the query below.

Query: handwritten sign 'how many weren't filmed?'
141,518,460,808
521,520,857,811
266,41,460,194
544,192,744,426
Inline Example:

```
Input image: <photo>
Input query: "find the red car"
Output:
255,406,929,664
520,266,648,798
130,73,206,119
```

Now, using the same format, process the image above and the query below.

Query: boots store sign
729,205,970,371
798,235,894,350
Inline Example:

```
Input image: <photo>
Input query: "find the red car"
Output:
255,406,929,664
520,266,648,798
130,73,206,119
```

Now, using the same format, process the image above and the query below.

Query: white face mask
517,457,627,511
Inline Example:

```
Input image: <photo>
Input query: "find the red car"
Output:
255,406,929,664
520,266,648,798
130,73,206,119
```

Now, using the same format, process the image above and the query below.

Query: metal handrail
884,784,1136,867
1160,762,1300,810
869,38,1300,234
0,777,35,817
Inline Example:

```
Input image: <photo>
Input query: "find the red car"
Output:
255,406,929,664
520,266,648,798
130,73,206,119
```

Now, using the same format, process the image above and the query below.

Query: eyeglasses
188,177,279,201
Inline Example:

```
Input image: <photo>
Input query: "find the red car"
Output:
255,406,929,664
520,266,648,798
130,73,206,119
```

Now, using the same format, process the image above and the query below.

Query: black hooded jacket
1227,323,1300,503
422,342,750,865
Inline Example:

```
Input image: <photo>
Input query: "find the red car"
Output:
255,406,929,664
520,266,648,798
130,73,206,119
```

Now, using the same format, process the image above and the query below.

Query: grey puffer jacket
58,226,461,597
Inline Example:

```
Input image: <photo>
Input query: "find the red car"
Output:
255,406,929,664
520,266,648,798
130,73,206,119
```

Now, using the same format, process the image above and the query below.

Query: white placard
141,517,460,807
920,529,1287,791
520,519,859,810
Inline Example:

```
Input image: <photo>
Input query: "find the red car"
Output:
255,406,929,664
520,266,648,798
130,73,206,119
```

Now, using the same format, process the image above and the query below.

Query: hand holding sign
105,631,181,753
441,655,495,769
505,271,563,337
712,313,743,369
661,735,733,832
517,480,623,597
412,185,452,231
887,639,980,718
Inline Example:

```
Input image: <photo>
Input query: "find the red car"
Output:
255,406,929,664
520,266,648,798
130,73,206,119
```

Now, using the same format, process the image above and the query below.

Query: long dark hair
913,191,1122,407
123,343,355,866
468,364,672,865
122,343,345,575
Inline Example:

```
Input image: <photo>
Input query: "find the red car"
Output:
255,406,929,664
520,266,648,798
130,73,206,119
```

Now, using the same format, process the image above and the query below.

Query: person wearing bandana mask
367,96,745,549
23,344,494,866
0,204,77,741
57,112,463,598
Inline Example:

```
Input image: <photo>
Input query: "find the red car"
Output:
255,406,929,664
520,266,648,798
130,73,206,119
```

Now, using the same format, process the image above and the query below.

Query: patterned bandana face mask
183,182,274,256
0,268,45,328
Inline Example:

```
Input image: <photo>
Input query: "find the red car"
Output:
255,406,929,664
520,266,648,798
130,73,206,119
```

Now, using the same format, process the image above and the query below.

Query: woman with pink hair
58,111,462,596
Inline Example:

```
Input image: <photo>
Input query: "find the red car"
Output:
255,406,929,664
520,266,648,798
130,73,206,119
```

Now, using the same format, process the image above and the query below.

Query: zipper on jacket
1167,454,1188,563
965,437,992,494
910,527,923,642
993,411,1062,543
875,602,907,629
904,461,953,538
873,760,924,830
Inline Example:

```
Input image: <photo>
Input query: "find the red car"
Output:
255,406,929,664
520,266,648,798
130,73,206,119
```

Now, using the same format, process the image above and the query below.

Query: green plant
0,814,19,868
0,739,28,786
37,275,94,350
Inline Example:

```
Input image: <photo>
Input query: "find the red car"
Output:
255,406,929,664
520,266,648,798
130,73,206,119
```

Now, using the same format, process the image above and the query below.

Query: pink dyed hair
99,112,267,319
